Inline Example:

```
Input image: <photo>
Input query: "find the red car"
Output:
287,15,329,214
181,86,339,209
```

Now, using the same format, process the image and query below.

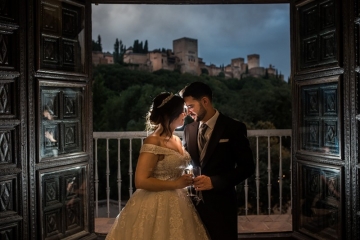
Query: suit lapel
201,114,226,168
188,121,200,165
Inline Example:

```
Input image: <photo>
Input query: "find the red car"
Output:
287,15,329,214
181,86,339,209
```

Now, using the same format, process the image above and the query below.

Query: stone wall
148,52,163,71
249,66,265,77
123,53,147,65
92,51,114,66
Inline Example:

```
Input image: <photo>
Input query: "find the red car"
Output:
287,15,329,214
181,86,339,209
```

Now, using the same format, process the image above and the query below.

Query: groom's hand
193,175,213,190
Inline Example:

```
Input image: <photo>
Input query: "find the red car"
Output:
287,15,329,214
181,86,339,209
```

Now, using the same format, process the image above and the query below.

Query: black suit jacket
183,113,255,240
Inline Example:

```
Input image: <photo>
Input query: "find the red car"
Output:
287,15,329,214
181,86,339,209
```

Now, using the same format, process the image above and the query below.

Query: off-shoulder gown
105,144,210,240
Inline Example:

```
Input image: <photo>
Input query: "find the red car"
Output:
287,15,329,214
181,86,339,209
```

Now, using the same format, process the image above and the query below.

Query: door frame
88,0,358,239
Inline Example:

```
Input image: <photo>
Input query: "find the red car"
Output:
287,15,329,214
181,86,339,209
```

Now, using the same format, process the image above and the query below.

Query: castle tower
247,54,260,69
173,37,199,75
231,58,245,79
231,57,244,68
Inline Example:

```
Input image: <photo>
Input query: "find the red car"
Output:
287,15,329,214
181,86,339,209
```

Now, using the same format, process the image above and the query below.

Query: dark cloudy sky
92,4,290,80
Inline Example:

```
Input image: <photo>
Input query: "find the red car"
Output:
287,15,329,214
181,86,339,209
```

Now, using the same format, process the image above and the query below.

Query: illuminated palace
122,37,283,80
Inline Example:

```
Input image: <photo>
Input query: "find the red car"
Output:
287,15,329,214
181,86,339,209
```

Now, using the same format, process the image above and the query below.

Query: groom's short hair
180,81,213,102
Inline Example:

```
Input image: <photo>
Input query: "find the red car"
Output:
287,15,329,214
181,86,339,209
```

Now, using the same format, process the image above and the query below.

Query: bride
105,92,210,240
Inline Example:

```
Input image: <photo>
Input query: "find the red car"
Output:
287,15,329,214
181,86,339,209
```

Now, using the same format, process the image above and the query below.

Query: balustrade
93,130,292,219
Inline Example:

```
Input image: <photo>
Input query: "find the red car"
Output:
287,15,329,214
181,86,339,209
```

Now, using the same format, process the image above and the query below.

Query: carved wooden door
0,0,28,239
291,0,358,239
26,0,95,239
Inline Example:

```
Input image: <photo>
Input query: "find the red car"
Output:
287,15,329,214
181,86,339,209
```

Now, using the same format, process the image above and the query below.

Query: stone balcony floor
95,206,292,236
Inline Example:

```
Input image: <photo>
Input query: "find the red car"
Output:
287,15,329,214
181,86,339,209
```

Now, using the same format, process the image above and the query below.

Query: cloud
92,3,290,80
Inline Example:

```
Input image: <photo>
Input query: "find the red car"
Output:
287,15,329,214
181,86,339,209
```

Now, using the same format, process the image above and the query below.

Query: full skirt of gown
105,144,210,240
105,188,209,240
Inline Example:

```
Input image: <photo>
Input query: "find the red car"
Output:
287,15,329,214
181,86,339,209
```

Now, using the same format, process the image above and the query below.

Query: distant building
103,52,114,64
173,37,200,75
92,51,114,66
122,37,284,80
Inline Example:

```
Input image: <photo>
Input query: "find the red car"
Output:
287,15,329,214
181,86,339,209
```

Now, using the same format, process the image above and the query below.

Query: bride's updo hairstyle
146,92,184,137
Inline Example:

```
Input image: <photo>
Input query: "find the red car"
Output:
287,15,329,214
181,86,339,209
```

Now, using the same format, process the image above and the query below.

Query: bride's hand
176,174,193,188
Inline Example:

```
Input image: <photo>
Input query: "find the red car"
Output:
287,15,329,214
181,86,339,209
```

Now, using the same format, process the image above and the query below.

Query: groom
180,82,255,240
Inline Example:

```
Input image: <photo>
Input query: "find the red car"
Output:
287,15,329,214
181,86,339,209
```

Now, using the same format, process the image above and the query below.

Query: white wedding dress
105,144,210,240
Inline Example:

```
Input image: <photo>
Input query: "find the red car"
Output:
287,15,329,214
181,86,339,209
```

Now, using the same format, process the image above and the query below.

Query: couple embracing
106,82,255,240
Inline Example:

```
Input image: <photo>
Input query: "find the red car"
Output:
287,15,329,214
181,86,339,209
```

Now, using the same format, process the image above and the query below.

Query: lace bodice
140,144,191,181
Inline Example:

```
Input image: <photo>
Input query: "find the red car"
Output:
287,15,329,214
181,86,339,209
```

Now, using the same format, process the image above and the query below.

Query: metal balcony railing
93,129,292,219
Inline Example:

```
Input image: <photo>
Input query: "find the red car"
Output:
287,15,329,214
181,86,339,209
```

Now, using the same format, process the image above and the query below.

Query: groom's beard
195,104,207,122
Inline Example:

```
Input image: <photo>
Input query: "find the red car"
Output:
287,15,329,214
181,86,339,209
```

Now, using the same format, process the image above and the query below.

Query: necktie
198,123,208,154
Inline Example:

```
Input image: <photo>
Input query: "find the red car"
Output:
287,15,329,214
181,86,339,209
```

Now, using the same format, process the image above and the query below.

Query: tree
97,35,103,52
92,40,98,51
144,40,148,53
245,65,249,74
113,38,120,63
264,69,269,79
139,41,143,53
217,71,225,78
121,43,126,60
132,39,147,53
133,40,139,53
92,74,114,130
113,38,125,64
201,68,209,75
92,39,102,51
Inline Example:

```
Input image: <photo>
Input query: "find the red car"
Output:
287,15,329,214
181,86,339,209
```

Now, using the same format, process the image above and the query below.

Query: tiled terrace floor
238,214,292,233
95,204,292,236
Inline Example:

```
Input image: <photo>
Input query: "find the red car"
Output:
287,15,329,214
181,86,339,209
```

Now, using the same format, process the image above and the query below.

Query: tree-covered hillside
93,64,291,132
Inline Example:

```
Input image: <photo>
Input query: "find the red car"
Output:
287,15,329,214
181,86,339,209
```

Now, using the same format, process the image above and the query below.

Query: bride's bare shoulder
173,134,181,142
143,135,161,146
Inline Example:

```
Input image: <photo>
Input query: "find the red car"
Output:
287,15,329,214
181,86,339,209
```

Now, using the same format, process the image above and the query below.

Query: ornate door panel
352,0,360,238
0,0,27,239
27,0,96,239
292,0,357,239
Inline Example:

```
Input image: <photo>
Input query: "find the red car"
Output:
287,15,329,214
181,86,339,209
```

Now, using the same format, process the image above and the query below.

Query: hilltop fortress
122,37,283,80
